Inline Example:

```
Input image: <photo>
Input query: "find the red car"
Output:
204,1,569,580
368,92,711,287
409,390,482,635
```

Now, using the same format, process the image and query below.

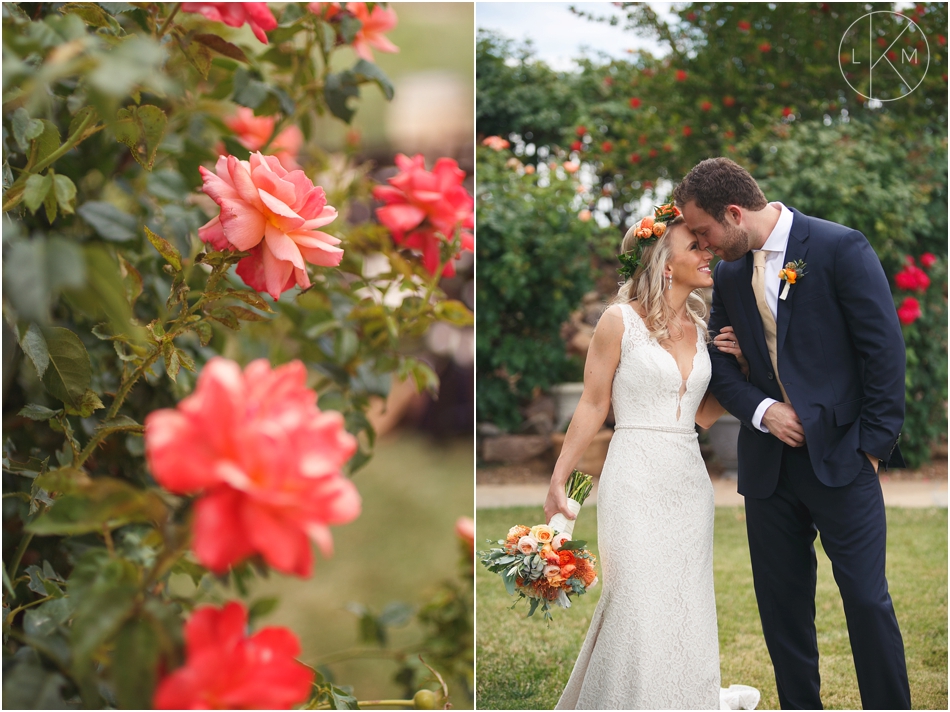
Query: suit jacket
707,208,906,498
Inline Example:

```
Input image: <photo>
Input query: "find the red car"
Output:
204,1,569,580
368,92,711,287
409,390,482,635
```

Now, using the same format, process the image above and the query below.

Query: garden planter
550,382,585,431
551,428,613,476
704,413,740,472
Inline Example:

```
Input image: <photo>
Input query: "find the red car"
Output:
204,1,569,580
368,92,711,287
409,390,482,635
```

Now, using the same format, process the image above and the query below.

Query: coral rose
153,602,313,710
482,135,510,151
558,550,576,567
181,3,277,43
348,2,399,62
145,358,359,577
563,161,580,174
530,524,555,544
517,535,539,554
456,516,475,556
225,108,304,170
198,152,342,300
652,222,667,237
896,297,922,325
373,154,474,278
507,524,531,542
543,564,561,579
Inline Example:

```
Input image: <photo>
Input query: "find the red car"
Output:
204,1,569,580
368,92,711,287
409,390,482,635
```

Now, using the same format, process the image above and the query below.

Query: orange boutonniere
778,260,807,300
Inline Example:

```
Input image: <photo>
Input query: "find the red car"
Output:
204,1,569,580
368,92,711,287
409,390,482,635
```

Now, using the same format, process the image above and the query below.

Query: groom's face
680,201,752,262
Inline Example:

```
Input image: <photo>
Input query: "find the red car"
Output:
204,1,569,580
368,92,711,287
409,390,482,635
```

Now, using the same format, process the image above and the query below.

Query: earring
667,274,672,291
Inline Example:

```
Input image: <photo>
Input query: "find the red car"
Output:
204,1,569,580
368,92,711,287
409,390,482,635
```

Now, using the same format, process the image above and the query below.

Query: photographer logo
838,11,929,101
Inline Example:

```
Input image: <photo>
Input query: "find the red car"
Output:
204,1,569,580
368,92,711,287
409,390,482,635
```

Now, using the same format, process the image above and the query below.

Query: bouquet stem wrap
548,498,582,537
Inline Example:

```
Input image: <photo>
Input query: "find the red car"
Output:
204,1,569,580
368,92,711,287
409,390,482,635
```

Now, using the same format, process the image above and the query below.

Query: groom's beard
716,223,754,262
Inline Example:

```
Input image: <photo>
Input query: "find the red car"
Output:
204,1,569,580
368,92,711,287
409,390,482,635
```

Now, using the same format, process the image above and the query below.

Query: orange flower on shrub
310,2,399,62
373,154,474,277
145,358,360,577
153,602,313,709
225,108,304,170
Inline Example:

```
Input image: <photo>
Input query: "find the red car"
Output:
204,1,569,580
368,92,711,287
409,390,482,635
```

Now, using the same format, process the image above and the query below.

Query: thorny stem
106,351,161,419
5,595,54,627
156,3,182,39
7,533,34,593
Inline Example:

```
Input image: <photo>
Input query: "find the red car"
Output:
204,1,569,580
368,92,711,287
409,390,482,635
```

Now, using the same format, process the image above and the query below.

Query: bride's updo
612,208,708,344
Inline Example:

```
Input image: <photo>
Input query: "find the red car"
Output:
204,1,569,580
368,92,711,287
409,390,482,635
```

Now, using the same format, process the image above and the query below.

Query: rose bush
2,2,473,708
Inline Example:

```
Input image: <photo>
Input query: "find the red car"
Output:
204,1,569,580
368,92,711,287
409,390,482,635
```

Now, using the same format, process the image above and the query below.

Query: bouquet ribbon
548,498,583,537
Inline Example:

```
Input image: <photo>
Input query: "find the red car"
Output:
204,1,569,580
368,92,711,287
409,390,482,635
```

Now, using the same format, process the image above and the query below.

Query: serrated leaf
52,174,76,215
67,106,100,143
39,327,92,409
118,254,143,306
26,477,168,535
349,58,395,101
175,347,196,372
162,340,179,381
77,201,137,241
113,105,167,170
43,180,58,223
28,120,60,168
324,71,361,124
435,299,474,326
34,466,92,495
192,320,213,346
193,33,248,62
11,108,44,152
63,389,104,417
24,173,52,213
227,305,268,322
409,360,439,395
20,323,50,378
207,308,240,330
144,226,182,271
177,34,213,77
60,2,122,30
225,288,272,312
19,404,60,421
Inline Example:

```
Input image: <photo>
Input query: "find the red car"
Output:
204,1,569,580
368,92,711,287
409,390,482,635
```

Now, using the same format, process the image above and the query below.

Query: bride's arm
696,325,747,428
544,306,623,524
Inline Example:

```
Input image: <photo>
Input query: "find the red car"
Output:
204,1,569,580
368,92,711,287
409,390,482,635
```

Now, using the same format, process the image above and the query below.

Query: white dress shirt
751,203,794,432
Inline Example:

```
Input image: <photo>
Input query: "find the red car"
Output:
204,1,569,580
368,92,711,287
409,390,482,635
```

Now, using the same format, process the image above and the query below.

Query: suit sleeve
833,230,906,460
707,262,776,428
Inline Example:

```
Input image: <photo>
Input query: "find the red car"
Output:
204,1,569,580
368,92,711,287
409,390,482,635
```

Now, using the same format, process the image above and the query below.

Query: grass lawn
476,505,947,710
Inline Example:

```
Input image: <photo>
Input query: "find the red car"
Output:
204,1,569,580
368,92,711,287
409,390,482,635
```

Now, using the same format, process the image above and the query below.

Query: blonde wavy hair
611,215,708,344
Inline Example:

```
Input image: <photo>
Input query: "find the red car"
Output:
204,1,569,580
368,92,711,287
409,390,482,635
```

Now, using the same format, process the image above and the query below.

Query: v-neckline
626,304,701,422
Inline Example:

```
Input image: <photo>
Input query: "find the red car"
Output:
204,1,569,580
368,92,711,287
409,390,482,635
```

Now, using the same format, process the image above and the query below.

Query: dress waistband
614,424,697,435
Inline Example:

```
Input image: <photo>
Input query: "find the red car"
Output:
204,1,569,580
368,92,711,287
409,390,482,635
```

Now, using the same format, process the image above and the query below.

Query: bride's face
665,224,714,290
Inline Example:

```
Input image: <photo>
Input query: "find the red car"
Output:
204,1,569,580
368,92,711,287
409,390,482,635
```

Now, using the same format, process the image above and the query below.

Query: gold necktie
752,250,789,403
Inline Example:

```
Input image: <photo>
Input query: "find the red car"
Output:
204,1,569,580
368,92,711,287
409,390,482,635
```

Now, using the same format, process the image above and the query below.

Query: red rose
571,140,583,152
675,69,687,82
782,107,793,118
737,20,751,31
629,153,641,163
687,11,696,21
682,126,692,137
724,130,735,139
759,42,772,52
181,3,277,43
648,148,658,158
877,37,888,48
700,100,712,111
897,297,922,325
920,253,937,269
723,95,736,107
663,143,673,152
576,125,587,136
630,97,641,109
894,264,930,291
601,141,613,152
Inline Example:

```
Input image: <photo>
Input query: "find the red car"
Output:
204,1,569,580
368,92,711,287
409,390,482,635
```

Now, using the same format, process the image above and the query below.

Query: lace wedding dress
556,303,758,711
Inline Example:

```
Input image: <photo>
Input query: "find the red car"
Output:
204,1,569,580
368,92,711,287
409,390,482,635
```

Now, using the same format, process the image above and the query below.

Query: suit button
767,373,774,380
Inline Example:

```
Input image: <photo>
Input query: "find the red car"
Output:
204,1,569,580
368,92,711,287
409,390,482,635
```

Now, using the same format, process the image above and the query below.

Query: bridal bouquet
479,471,598,620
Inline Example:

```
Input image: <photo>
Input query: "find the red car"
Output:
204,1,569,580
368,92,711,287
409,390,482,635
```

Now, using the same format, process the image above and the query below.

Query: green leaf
207,308,240,330
33,466,92,496
379,601,413,627
177,34,213,77
435,299,474,326
63,388,104,417
2,648,71,709
319,21,336,54
349,58,395,101
248,597,279,623
193,33,249,62
28,120,61,168
409,360,439,396
232,74,270,109
113,616,160,709
162,340,179,382
63,245,144,344
113,104,167,170
324,71,361,123
60,2,123,31
23,173,52,213
39,327,91,409
67,106,100,144
224,288,273,312
144,226,182,271
192,320,213,346
338,14,362,44
52,174,77,215
27,477,168,535
227,305,269,322
19,404,60,421
10,107,44,152
94,415,143,438
43,174,58,223
77,200,137,241
329,685,360,710
20,323,50,378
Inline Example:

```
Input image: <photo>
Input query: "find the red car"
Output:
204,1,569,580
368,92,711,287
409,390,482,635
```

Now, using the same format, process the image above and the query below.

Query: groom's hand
762,402,806,447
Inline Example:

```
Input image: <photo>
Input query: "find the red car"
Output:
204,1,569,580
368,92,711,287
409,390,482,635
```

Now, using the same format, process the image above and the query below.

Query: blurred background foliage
3,2,473,708
476,2,947,466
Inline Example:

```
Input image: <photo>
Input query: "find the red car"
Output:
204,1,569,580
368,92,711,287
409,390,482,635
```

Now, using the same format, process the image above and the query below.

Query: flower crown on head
617,201,682,280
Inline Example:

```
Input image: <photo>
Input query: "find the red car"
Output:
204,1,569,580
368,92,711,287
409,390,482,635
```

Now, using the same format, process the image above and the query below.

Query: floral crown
617,201,682,280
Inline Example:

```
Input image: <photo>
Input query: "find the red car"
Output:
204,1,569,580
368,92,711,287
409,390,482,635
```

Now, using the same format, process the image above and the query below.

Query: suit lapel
776,208,810,357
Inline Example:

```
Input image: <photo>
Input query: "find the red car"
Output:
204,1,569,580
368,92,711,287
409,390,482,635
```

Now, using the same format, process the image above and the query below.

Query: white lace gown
556,303,721,710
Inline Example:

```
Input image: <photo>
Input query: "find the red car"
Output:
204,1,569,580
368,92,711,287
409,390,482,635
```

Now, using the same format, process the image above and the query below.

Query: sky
476,2,675,70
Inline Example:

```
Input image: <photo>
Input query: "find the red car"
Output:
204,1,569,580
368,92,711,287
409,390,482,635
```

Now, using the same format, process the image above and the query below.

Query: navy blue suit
707,208,911,709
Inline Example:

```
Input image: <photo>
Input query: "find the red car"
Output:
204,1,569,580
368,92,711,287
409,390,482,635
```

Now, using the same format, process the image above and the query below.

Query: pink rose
198,152,342,299
153,602,313,710
145,358,360,577
309,2,399,62
456,516,475,556
181,3,277,44
224,108,304,171
517,535,538,555
551,532,570,550
372,154,474,278
482,136,510,151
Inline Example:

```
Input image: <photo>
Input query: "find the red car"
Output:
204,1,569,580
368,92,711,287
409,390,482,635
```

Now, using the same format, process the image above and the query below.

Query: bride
545,202,757,710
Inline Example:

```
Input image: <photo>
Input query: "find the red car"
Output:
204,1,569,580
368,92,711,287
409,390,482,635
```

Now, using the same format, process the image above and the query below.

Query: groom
674,158,911,710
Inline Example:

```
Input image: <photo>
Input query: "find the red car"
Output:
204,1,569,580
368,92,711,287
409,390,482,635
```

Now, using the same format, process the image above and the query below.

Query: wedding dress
555,303,758,711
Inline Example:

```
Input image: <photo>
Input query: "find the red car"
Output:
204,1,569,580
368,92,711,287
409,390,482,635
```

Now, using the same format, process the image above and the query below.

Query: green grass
476,506,948,710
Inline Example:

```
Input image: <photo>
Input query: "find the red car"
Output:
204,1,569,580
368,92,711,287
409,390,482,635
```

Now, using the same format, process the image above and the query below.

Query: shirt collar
757,202,792,253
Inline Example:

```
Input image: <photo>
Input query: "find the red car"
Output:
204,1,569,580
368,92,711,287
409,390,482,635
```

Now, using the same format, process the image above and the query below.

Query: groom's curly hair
673,157,767,223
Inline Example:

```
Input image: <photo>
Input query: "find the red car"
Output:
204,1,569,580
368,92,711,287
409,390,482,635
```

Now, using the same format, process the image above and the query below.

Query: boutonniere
778,260,806,300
